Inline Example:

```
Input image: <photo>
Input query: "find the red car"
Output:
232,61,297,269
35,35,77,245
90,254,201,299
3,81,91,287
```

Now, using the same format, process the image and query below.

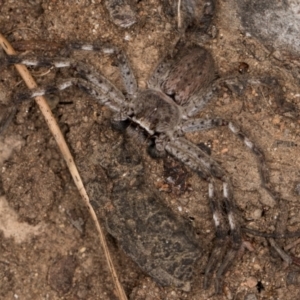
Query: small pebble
252,208,262,219
223,285,233,299
79,247,86,253
244,276,258,288
253,263,262,270
272,116,281,125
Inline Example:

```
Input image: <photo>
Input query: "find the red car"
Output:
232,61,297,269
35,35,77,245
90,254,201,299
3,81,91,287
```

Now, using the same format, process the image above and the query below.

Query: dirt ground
1,0,300,299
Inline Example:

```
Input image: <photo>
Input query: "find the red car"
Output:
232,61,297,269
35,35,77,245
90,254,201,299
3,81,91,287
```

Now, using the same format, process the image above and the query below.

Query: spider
1,41,276,292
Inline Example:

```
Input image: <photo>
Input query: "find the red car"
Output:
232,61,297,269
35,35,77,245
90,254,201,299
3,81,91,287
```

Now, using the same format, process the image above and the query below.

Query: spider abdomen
162,46,216,106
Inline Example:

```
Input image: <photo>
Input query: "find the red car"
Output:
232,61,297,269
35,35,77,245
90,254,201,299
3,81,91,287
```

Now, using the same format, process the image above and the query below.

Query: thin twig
0,32,127,300
177,0,182,29
269,238,293,265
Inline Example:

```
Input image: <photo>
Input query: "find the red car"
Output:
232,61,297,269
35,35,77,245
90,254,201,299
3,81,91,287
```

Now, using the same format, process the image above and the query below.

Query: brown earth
1,0,300,299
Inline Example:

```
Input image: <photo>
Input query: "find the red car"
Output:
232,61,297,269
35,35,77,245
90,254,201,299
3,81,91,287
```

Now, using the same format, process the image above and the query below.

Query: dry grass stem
177,0,182,29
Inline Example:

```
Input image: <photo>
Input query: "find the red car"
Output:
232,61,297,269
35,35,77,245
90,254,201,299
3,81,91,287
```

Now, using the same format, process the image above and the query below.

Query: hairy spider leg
180,117,228,132
3,55,130,113
182,82,219,118
68,42,138,95
227,122,279,201
2,41,137,97
215,181,242,291
165,137,242,292
179,116,279,201
203,181,229,290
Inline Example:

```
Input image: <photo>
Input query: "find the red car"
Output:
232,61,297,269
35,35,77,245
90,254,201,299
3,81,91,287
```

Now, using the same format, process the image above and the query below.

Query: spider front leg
163,136,242,291
3,51,136,114
13,75,123,113
2,42,137,97
67,42,138,96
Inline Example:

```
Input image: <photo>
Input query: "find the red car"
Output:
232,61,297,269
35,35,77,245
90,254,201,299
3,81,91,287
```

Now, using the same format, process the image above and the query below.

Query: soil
1,0,300,299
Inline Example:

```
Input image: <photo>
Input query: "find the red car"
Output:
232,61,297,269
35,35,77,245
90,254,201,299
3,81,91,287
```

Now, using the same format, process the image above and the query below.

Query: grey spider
2,41,274,292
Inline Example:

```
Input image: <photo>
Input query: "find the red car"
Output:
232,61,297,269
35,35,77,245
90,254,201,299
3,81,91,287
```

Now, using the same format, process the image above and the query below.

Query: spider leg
73,62,127,107
68,42,138,95
14,77,123,112
165,137,242,291
113,51,137,95
180,118,228,133
203,182,228,290
204,180,243,292
147,57,173,90
182,82,219,118
0,106,16,135
68,41,116,54
227,122,279,201
203,180,243,293
71,50,138,121
2,41,138,96
178,116,278,201
1,55,73,68
2,54,131,111
165,137,226,180
214,181,242,292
